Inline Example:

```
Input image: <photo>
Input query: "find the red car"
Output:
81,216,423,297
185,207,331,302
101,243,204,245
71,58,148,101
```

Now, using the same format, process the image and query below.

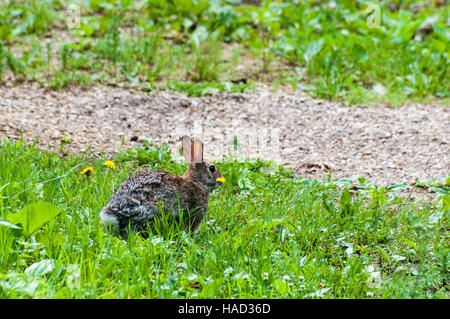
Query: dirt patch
0,83,448,201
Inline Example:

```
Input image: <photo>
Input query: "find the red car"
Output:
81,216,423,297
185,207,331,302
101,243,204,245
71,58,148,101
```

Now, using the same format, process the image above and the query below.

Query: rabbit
99,136,225,239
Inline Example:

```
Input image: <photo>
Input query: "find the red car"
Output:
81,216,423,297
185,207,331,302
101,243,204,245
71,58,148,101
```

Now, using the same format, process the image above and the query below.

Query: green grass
0,138,448,298
166,80,252,96
0,0,448,104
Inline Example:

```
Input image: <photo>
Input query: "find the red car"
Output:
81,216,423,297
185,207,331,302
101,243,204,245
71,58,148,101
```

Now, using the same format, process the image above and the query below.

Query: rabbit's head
182,136,225,191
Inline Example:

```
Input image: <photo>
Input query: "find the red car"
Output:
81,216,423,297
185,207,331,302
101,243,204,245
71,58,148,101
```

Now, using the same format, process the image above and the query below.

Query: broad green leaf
304,39,324,63
386,182,408,192
432,23,449,42
66,264,81,289
265,218,283,232
391,254,406,262
190,26,209,47
333,178,354,187
352,44,369,63
238,176,255,191
296,83,314,91
429,187,449,195
12,23,27,38
182,17,194,30
185,273,199,281
201,87,220,96
274,279,288,294
403,86,416,96
25,259,55,277
6,202,63,237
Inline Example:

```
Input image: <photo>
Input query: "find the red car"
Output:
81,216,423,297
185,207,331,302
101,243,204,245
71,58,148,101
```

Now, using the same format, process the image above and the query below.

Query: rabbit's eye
208,165,215,173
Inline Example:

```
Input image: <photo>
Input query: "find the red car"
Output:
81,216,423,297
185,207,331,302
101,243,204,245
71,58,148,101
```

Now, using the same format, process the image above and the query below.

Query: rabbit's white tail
100,209,120,236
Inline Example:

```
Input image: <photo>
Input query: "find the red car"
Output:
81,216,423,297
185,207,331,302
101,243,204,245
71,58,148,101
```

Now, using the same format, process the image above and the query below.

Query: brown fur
99,136,224,239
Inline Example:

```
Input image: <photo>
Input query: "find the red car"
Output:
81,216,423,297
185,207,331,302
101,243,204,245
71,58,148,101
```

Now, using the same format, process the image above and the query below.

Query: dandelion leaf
6,202,63,237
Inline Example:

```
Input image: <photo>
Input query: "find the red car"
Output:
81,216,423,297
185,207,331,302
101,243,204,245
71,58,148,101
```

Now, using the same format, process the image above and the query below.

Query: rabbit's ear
182,136,193,163
193,140,203,163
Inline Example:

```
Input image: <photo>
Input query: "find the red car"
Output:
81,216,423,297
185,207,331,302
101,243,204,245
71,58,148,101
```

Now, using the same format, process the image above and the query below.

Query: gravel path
1,84,448,199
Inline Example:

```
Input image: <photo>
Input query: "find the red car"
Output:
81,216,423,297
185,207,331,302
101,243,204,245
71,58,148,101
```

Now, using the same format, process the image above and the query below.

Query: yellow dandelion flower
80,166,94,176
216,177,226,183
104,160,116,169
